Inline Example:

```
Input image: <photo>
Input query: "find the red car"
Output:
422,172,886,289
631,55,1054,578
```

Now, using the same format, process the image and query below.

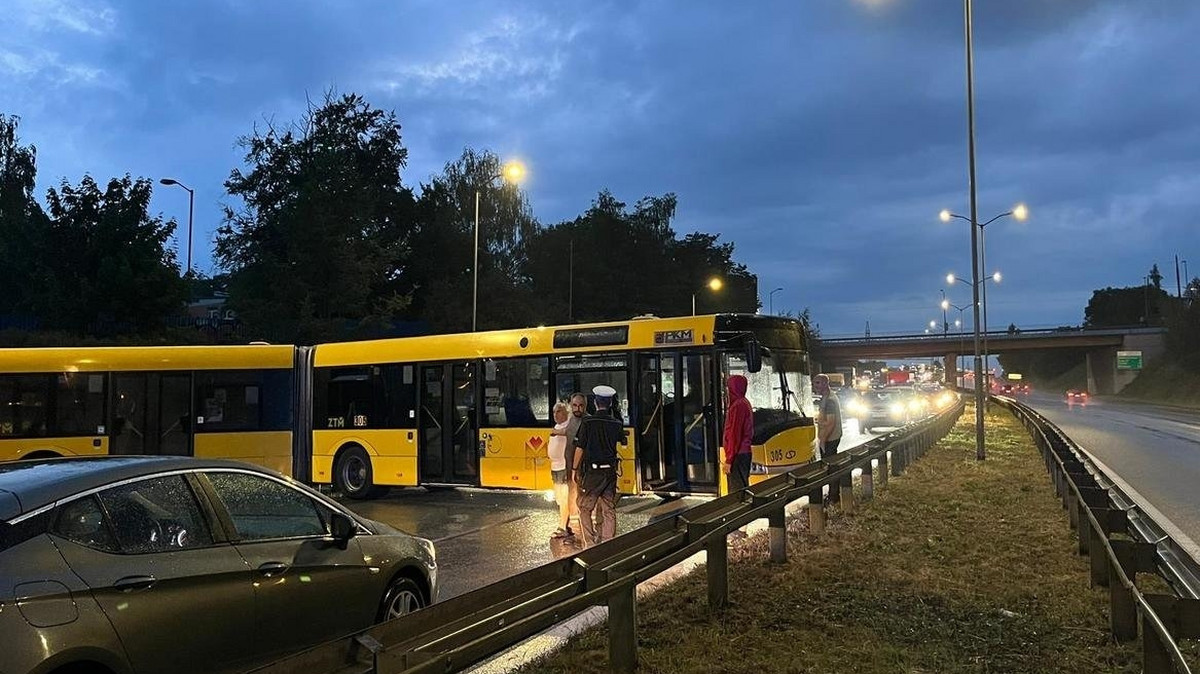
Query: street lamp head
992,271,1002,283
929,320,937,329
707,277,724,291
502,161,525,183
941,299,949,310
955,319,962,327
159,178,178,186
1012,203,1029,222
939,209,952,223
946,273,956,285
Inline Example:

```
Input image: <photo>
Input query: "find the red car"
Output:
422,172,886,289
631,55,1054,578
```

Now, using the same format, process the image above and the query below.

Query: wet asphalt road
342,420,876,601
1021,391,1200,546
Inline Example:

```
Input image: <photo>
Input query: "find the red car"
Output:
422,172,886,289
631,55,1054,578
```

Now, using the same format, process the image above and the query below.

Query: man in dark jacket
573,385,625,546
722,374,754,493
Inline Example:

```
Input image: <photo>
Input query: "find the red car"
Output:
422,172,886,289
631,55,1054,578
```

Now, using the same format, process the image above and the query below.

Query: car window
53,495,119,553
206,472,329,541
97,475,215,554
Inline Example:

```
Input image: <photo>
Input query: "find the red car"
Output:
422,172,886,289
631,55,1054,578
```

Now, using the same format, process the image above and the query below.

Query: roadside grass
519,406,1155,674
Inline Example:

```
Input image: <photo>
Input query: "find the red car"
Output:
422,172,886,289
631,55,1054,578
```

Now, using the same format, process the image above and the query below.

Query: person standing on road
547,402,575,539
573,385,625,547
814,374,842,459
721,374,754,493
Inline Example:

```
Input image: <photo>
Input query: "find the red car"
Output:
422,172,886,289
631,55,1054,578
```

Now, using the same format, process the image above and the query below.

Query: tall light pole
941,196,1025,454
768,286,783,315
473,160,525,332
693,277,723,316
159,178,194,276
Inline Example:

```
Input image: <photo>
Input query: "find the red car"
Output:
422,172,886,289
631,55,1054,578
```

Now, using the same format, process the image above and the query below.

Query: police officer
572,385,625,546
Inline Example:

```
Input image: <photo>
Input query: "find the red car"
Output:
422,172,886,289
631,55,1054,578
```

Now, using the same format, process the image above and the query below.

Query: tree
523,190,758,324
1084,285,1169,327
1149,264,1163,290
0,114,47,317
217,92,416,343
39,175,187,333
407,149,538,332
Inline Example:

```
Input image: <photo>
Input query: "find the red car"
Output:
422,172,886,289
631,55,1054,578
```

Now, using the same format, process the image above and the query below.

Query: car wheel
334,446,383,500
378,576,425,622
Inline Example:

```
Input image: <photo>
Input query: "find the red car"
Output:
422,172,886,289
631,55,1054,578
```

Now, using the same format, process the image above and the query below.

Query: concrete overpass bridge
817,326,1167,395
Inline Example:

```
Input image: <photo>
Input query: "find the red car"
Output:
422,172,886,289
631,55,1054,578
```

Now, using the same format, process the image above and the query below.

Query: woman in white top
548,402,574,538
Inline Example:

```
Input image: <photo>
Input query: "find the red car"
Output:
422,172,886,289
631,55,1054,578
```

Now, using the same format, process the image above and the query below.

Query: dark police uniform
574,390,625,546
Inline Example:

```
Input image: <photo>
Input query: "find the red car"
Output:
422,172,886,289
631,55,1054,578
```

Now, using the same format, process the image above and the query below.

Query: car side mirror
330,511,357,543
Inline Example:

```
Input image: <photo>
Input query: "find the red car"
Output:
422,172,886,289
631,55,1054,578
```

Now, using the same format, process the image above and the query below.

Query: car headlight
847,400,865,414
890,403,905,416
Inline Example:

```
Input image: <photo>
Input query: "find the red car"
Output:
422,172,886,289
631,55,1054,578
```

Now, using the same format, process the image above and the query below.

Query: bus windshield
723,348,813,418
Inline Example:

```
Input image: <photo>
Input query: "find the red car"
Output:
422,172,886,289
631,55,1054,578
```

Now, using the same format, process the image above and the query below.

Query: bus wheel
335,447,377,500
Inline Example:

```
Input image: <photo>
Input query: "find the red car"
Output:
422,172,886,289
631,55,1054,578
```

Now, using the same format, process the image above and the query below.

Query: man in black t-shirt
572,385,625,546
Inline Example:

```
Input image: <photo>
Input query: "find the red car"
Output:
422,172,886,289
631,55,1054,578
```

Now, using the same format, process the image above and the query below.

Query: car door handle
257,562,289,577
114,575,156,592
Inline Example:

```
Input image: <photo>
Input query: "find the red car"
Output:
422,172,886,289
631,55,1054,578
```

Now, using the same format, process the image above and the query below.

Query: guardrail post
1141,612,1172,674
890,444,904,477
707,530,729,610
861,460,874,500
808,488,826,534
608,579,638,673
878,451,889,486
1108,541,1139,642
769,506,787,563
1067,493,1079,531
839,473,854,514
1088,519,1109,588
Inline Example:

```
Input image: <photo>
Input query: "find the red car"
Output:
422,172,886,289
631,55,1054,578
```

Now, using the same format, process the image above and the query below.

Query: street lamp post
940,199,1026,450
768,287,783,315
473,161,525,332
693,277,723,316
159,178,194,276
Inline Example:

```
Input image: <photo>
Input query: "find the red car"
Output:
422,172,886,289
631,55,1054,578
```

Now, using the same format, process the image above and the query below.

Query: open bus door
417,361,479,485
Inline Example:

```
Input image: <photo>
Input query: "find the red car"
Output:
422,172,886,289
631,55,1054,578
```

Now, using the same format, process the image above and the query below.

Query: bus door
418,362,479,485
636,352,718,494
680,353,719,490
111,373,193,456
636,352,676,491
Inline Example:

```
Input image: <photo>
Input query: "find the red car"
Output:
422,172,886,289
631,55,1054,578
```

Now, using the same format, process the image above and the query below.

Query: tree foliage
1083,285,1170,327
524,190,758,325
0,114,47,317
407,149,538,333
39,175,187,333
217,92,416,343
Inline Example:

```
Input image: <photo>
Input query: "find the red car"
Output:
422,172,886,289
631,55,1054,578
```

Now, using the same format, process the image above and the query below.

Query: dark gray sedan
0,456,437,674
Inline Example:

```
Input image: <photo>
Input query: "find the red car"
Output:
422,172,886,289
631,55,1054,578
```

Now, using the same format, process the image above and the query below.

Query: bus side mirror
746,340,762,373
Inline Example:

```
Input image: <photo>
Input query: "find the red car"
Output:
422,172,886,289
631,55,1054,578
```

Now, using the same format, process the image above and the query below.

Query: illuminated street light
693,277,724,315
474,160,526,331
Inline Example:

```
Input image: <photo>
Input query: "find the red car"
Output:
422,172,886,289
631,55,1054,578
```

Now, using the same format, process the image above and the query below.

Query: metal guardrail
995,396,1200,673
251,402,965,674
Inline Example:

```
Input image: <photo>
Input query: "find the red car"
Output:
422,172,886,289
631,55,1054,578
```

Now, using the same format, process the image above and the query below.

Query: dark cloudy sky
4,0,1198,336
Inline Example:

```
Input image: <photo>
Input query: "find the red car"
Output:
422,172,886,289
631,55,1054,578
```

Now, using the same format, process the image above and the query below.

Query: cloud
11,0,117,35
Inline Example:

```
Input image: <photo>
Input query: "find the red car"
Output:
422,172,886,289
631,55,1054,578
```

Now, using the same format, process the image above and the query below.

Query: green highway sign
1117,350,1143,370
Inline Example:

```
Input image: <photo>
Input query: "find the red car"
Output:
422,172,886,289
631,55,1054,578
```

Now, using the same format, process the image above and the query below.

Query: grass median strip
519,405,1149,673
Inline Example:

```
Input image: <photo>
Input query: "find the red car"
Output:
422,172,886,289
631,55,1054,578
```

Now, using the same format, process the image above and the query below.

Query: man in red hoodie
722,374,754,493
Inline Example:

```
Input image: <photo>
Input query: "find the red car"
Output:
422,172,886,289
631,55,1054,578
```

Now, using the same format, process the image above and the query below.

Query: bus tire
334,447,384,500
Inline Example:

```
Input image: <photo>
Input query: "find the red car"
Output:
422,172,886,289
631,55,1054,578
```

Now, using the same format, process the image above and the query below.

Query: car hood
0,488,20,521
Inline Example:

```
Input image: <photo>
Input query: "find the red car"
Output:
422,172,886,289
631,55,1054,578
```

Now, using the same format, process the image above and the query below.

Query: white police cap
592,385,617,399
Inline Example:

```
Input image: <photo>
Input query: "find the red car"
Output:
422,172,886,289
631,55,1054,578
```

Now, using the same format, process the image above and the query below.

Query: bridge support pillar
943,353,959,387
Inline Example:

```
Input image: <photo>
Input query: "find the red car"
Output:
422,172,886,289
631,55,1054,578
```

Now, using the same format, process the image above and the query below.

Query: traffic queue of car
0,457,437,674
839,382,957,434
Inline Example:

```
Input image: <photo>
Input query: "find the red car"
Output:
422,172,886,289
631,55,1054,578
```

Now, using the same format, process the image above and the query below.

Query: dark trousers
577,471,618,546
820,437,842,459
728,452,752,493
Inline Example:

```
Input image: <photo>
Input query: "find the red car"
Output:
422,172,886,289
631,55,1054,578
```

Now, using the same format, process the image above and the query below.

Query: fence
253,400,964,674
995,396,1200,673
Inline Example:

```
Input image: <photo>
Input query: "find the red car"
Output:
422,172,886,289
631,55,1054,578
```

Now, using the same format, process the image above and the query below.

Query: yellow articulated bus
307,314,816,498
0,344,299,475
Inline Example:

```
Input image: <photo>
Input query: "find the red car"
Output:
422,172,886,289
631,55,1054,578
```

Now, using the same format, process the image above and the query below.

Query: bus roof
0,344,296,373
314,314,805,368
